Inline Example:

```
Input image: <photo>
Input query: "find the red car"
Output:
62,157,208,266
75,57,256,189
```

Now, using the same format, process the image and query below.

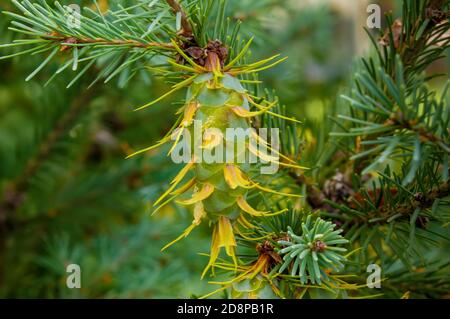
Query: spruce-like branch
333,0,449,184
0,84,100,222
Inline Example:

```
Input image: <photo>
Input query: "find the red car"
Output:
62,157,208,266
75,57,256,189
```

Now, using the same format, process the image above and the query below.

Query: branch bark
42,34,174,51
165,0,193,37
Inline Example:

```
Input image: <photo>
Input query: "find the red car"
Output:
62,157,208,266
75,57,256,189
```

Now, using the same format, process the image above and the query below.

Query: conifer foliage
0,0,449,299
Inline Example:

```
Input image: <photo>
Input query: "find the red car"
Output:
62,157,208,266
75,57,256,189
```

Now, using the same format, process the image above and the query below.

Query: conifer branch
385,112,449,150
0,84,99,223
332,0,449,189
1,0,449,299
42,33,174,50
350,179,450,225
0,81,101,285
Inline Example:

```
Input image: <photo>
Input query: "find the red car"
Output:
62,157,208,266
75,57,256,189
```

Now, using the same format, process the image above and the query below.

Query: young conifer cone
130,40,301,277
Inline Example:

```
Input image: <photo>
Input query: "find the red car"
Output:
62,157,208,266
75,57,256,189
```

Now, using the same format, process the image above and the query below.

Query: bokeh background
0,0,448,298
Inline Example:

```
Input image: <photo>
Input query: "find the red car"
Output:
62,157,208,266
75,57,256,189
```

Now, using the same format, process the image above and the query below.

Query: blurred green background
0,0,448,298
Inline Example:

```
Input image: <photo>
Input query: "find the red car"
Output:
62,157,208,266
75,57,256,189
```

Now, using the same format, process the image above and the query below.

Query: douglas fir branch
0,0,449,299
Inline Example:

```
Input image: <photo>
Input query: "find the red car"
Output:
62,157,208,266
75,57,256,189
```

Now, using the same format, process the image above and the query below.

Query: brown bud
313,240,327,252
185,46,205,60
379,19,403,49
60,37,77,52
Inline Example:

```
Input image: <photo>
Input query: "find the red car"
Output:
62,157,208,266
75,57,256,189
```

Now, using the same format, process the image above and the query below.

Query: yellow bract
202,216,237,279
176,183,214,205
223,165,251,189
